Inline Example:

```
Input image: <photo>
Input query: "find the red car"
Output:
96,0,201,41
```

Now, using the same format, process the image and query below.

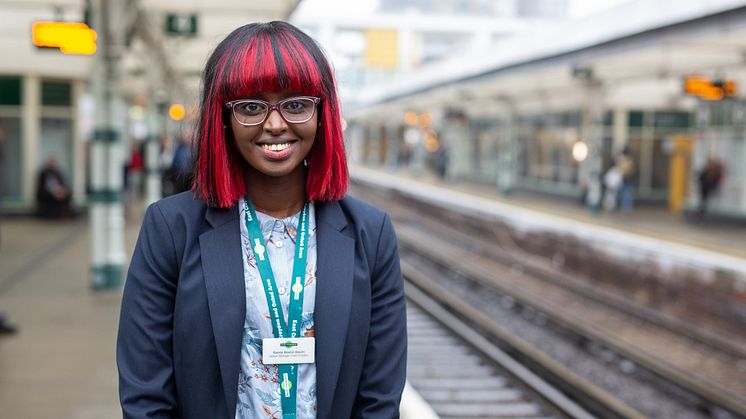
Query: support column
397,27,415,71
72,79,87,206
90,0,125,289
583,84,605,214
444,110,469,182
367,123,382,166
384,123,400,170
497,98,517,194
21,75,40,209
144,104,162,205
347,122,365,164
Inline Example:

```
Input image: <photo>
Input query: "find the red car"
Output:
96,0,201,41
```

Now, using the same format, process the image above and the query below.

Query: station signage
166,14,198,36
32,21,96,55
683,76,737,101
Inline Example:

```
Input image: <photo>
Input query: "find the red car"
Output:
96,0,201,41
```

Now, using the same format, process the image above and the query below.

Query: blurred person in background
124,141,145,216
697,156,725,219
159,134,176,196
617,146,635,213
35,156,72,219
117,21,406,419
0,311,18,335
603,163,622,212
169,134,194,194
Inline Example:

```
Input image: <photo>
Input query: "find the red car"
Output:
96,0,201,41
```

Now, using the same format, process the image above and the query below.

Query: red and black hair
193,21,348,208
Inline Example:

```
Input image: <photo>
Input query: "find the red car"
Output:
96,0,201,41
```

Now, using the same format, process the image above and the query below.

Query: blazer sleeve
117,203,179,418
353,213,408,418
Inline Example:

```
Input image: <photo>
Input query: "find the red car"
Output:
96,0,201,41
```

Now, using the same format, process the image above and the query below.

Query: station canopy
351,0,746,118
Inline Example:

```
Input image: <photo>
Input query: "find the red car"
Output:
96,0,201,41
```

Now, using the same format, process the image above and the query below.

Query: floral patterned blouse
235,202,318,419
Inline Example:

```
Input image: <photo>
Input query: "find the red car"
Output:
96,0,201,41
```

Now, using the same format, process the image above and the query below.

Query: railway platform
0,204,437,419
351,164,746,278
2,164,745,418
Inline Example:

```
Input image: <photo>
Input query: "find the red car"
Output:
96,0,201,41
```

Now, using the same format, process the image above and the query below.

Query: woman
117,22,407,419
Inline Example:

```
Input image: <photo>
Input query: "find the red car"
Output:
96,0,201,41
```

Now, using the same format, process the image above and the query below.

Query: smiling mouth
259,142,295,152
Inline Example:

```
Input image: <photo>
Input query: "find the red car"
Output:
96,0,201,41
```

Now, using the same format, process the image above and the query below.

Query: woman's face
229,92,317,181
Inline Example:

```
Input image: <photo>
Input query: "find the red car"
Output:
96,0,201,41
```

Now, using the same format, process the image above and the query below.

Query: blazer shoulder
149,191,207,220
337,195,389,227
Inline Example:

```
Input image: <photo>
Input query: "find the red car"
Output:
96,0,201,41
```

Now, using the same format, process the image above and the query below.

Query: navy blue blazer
117,192,407,419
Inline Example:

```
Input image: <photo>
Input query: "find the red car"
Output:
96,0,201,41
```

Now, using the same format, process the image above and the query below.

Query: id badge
262,337,315,365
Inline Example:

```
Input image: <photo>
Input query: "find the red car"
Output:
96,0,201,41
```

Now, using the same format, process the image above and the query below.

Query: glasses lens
233,101,267,125
280,98,316,123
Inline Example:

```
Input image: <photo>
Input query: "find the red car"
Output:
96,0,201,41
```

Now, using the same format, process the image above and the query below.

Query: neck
244,168,306,218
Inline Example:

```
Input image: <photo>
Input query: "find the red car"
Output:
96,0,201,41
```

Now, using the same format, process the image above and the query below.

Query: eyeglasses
225,96,321,126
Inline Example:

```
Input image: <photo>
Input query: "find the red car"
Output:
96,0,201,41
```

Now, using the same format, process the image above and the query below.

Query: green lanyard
243,197,309,419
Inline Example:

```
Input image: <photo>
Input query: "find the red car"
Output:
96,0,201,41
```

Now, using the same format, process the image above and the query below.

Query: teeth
261,143,291,152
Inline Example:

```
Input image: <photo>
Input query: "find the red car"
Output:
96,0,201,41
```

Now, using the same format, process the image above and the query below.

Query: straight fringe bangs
194,22,348,208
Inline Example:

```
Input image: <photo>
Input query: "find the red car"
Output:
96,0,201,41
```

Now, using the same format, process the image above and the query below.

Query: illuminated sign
166,14,198,36
683,76,737,101
169,104,186,121
32,21,96,55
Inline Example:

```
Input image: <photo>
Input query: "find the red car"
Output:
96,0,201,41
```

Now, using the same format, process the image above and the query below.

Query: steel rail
403,260,644,419
397,226,746,418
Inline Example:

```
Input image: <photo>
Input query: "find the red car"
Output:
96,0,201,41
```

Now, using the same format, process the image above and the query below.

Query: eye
236,101,266,115
282,99,308,114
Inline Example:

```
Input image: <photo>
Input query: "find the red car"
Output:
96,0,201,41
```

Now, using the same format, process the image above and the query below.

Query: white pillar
72,79,87,206
21,75,40,209
348,122,365,164
582,84,605,213
397,27,415,71
498,99,517,194
144,104,162,205
612,107,628,154
90,0,126,290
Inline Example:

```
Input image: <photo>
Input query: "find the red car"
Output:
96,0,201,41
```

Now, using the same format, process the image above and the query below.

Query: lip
255,139,299,161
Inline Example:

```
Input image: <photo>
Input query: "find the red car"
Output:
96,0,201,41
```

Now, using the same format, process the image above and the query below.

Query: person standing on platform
117,22,407,419
602,163,622,212
697,157,725,219
169,134,194,194
617,146,635,213
35,156,72,219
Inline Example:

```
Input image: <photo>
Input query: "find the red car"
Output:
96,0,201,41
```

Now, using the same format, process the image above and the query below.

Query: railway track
405,276,629,419
352,181,746,418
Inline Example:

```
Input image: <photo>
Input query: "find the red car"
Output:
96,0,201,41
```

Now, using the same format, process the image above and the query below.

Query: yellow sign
169,104,186,121
365,29,398,69
32,21,96,55
683,76,737,101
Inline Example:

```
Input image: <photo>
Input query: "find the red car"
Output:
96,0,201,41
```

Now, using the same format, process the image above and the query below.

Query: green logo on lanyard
253,239,266,260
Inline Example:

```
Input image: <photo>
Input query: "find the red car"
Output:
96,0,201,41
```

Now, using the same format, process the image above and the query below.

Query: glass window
41,80,72,107
0,77,22,106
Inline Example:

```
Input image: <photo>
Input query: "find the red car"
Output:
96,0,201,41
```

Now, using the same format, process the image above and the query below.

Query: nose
263,109,287,135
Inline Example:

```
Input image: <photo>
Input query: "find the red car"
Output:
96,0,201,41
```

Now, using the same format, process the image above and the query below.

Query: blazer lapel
314,200,355,418
199,205,245,418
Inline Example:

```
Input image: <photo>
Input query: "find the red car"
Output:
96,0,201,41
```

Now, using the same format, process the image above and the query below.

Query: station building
347,0,746,220
0,0,299,213
291,0,571,99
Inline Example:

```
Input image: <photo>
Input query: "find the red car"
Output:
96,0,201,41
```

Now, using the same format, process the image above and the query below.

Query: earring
303,159,308,167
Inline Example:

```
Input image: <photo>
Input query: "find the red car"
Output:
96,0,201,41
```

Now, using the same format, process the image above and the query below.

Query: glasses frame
225,96,321,127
